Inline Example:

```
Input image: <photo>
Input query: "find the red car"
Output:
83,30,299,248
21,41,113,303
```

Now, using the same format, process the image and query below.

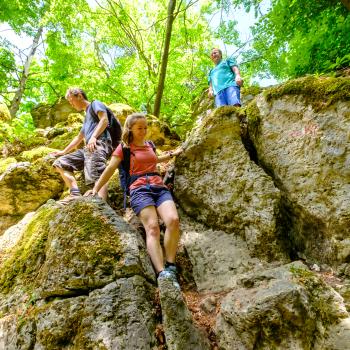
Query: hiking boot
157,269,180,290
57,193,81,205
164,264,177,274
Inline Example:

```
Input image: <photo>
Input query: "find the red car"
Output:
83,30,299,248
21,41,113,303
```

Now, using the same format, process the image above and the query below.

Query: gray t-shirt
81,100,111,143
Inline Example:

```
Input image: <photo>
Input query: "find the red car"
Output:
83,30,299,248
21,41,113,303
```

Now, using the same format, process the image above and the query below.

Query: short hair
65,87,88,100
122,113,147,146
211,48,222,56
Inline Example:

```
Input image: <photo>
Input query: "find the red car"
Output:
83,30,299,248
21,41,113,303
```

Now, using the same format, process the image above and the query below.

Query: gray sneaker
164,265,177,274
157,269,180,290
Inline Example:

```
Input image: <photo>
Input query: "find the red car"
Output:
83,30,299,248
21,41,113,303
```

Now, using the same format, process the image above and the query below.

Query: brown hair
65,87,88,100
122,113,147,146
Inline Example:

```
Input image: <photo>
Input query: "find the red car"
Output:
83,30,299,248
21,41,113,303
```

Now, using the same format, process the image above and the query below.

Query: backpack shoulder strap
121,143,131,174
89,100,111,124
146,140,156,153
89,100,99,121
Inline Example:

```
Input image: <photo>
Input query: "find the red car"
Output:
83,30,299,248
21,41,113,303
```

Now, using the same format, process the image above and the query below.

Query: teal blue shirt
208,58,238,95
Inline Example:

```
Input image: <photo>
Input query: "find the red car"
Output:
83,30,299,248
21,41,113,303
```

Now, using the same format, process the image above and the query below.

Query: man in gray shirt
51,88,113,204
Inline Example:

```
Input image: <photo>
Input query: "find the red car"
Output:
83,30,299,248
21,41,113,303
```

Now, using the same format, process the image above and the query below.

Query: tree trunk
340,0,350,11
153,0,176,117
9,26,43,118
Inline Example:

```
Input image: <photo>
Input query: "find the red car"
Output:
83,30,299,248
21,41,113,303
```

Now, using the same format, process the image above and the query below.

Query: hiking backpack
89,100,122,149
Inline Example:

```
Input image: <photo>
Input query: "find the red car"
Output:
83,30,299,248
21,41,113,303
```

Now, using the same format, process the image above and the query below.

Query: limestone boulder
180,213,269,292
18,146,57,162
158,276,210,350
146,114,180,150
0,159,63,218
174,106,286,261
47,124,82,149
108,103,135,126
248,76,350,265
0,157,17,174
31,97,77,128
0,199,157,349
215,261,350,349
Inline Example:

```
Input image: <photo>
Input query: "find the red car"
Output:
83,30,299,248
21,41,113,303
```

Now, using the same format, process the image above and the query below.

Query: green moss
290,266,338,326
67,113,84,125
244,101,261,138
264,75,350,111
19,146,57,162
199,105,238,132
242,85,262,97
48,129,79,149
59,201,123,272
0,157,17,173
0,205,59,294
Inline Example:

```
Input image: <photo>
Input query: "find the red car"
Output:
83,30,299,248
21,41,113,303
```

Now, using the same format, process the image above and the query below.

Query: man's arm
231,66,243,86
86,110,109,152
50,131,84,157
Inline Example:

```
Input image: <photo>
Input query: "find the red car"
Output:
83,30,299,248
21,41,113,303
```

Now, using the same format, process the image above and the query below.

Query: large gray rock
158,277,210,350
175,106,286,261
0,160,63,235
0,199,157,349
248,76,350,265
215,261,349,349
31,97,77,128
180,213,269,292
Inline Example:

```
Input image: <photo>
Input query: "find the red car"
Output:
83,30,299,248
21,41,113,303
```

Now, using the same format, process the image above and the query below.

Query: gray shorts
53,139,113,185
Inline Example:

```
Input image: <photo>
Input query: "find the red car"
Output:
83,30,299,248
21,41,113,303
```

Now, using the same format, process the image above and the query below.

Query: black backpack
89,100,122,149
120,141,158,208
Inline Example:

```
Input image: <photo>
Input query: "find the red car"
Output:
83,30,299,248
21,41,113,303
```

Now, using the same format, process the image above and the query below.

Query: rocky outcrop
215,261,350,349
109,103,135,125
180,213,268,292
1,75,350,349
0,199,158,349
247,76,350,266
31,97,77,128
0,159,63,235
175,106,286,261
158,277,210,350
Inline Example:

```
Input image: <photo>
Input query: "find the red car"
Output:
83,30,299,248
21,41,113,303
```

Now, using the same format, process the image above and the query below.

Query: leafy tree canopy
0,0,349,137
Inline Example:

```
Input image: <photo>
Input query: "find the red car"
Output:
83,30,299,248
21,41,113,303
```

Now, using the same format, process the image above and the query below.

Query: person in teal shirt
208,48,243,107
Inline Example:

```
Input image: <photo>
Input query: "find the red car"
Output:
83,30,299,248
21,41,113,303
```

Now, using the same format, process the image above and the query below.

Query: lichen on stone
0,204,59,294
264,75,350,111
0,157,17,174
19,146,57,162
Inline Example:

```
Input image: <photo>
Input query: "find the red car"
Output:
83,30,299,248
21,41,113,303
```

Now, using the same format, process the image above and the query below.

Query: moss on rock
48,128,81,149
0,157,17,174
108,103,135,126
264,75,350,111
0,204,59,294
290,266,347,326
19,146,57,162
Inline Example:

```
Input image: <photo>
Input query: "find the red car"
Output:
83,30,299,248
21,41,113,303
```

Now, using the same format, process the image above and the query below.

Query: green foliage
2,0,347,138
0,113,36,146
243,0,350,79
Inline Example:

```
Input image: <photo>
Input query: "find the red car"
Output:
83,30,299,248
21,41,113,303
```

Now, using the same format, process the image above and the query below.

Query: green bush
0,113,37,147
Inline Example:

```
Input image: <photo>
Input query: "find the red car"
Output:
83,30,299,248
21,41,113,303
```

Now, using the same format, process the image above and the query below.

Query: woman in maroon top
91,113,183,287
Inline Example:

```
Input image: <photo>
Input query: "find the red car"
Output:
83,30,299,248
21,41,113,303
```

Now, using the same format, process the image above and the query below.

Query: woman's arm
156,147,183,163
92,156,121,195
